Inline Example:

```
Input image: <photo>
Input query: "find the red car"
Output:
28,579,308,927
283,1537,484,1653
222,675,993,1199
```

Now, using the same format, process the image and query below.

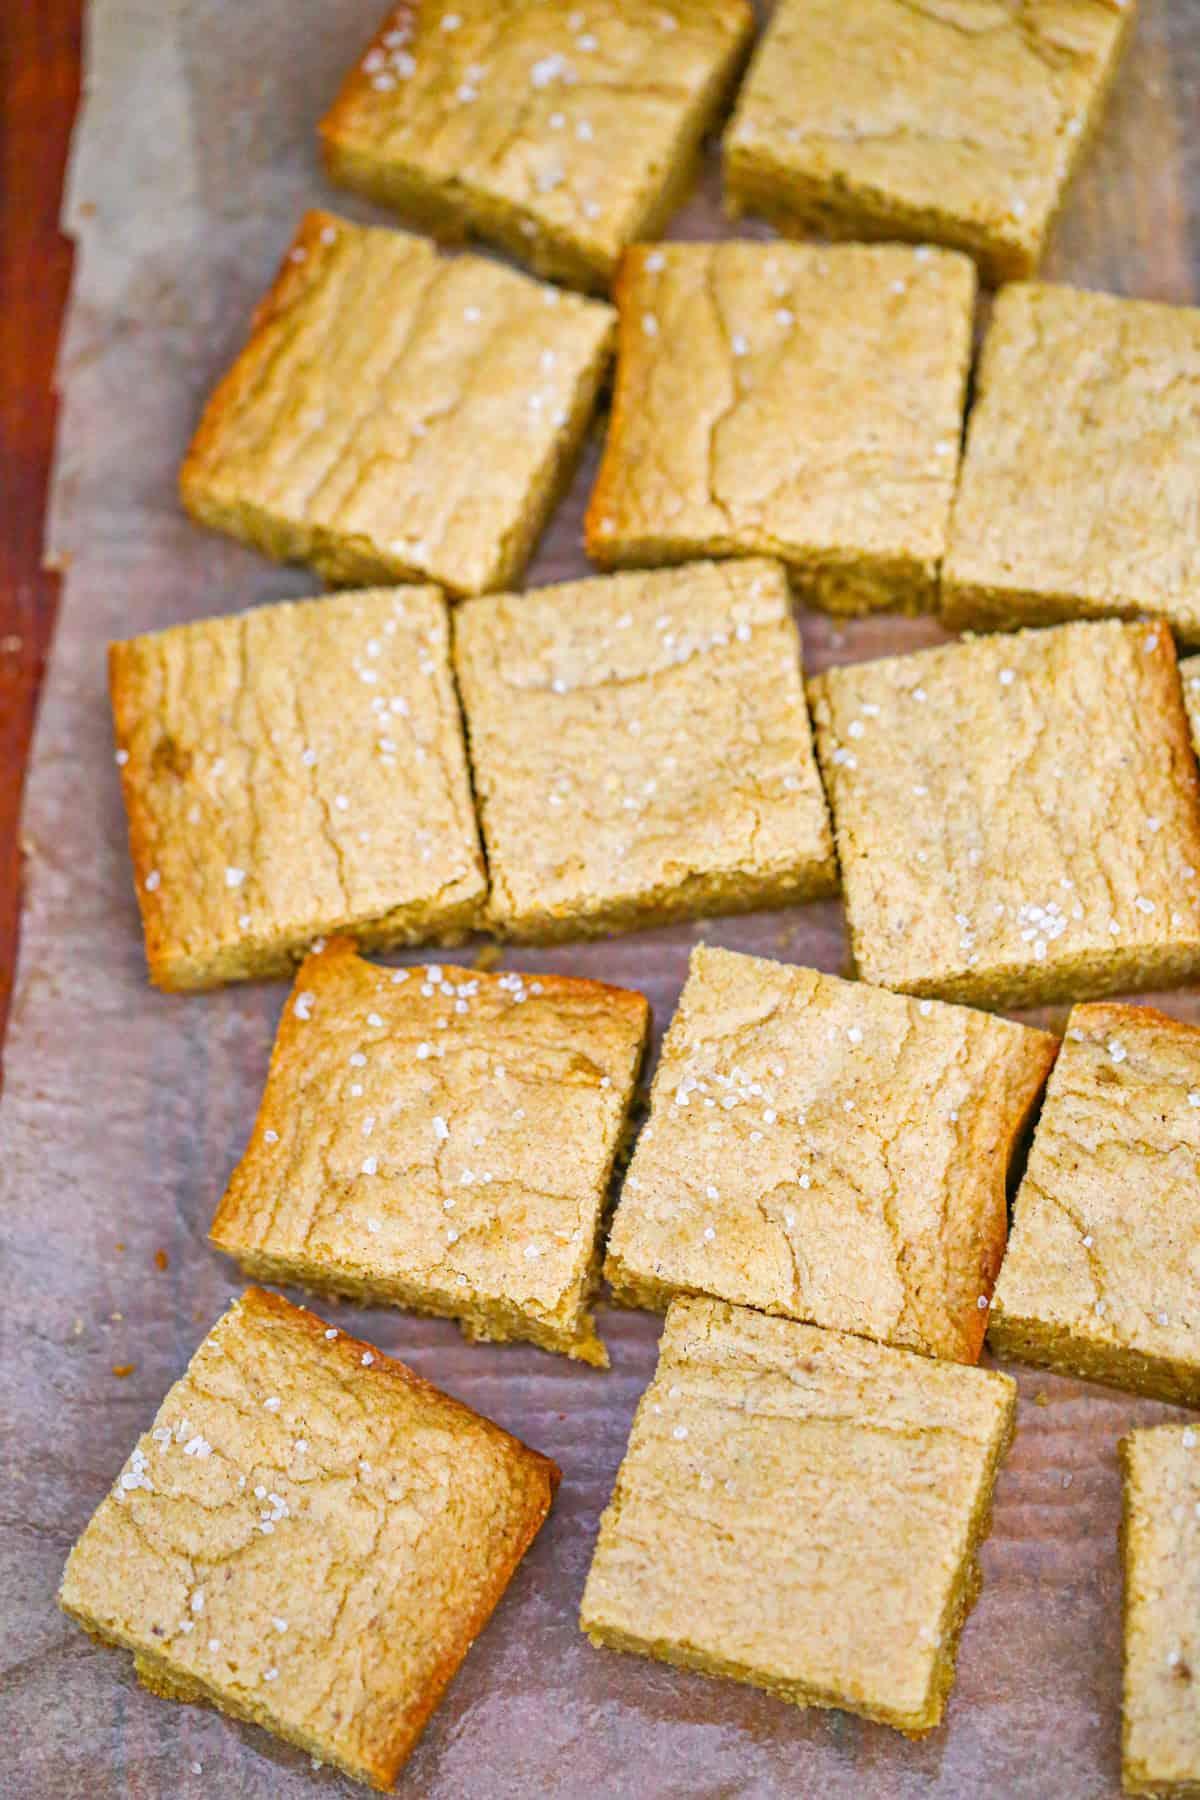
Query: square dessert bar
989,1004,1200,1405
180,210,614,596
944,285,1200,642
211,940,649,1365
320,1,754,293
809,620,1200,1010
58,1288,558,1791
110,587,485,990
1121,1426,1200,1799
723,0,1135,284
585,241,975,615
454,559,837,940
581,1296,1016,1735
606,946,1057,1362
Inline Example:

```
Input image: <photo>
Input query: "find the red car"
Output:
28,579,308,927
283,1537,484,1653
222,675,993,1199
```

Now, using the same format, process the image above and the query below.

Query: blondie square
944,285,1200,641
606,946,1057,1362
1121,1425,1200,1799
809,620,1200,1010
580,1296,1016,1735
109,587,485,991
57,1288,558,1791
585,242,975,615
180,210,614,596
989,1004,1200,1405
723,0,1135,285
210,940,649,1365
320,1,754,293
453,559,836,940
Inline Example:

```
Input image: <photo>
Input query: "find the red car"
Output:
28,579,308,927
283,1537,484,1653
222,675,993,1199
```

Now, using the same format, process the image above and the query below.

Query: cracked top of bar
453,558,836,940
990,1003,1200,1402
723,0,1134,284
180,210,614,595
580,1294,1016,1736
210,940,649,1366
606,945,1057,1361
944,282,1200,642
57,1287,557,1790
320,0,754,291
585,240,975,615
109,586,485,989
809,619,1200,1010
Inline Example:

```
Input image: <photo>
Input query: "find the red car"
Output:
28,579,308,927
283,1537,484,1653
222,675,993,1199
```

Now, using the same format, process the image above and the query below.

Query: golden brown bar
607,945,1057,1361
809,620,1200,1009
1121,1425,1200,1798
321,1,754,292
181,210,614,595
990,1002,1200,1405
581,1296,1016,1735
455,558,836,939
58,1288,557,1790
109,587,486,989
723,0,1135,284
585,240,975,615
211,940,649,1365
944,284,1200,642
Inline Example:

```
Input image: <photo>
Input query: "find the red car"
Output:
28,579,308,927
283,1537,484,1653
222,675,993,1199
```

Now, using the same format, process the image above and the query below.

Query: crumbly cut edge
941,574,1200,646
581,1313,1016,1734
583,250,965,612
988,1310,1200,1409
107,633,488,993
145,888,484,995
318,3,756,293
603,1215,1014,1366
861,942,1200,1014
721,152,1038,288
581,1556,985,1736
178,210,616,595
585,533,944,618
214,1242,610,1368
720,0,1136,286
1120,1431,1200,1800
210,944,652,1363
57,1288,559,1791
483,850,838,944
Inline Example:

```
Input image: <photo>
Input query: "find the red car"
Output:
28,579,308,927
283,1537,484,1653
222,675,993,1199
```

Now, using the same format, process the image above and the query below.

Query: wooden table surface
0,3,81,1082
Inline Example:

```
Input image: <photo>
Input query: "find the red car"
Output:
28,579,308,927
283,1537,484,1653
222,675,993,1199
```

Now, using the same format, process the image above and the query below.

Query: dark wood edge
0,3,84,1087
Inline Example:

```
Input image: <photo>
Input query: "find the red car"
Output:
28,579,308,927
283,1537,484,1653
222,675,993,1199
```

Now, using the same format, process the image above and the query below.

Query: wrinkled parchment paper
3,2,1199,1793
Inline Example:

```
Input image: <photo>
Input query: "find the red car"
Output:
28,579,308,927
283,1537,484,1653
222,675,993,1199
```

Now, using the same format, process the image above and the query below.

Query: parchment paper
2,2,1199,1794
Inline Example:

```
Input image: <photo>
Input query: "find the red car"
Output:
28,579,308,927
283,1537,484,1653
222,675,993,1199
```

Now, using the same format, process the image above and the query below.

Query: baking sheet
3,1,1199,1793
